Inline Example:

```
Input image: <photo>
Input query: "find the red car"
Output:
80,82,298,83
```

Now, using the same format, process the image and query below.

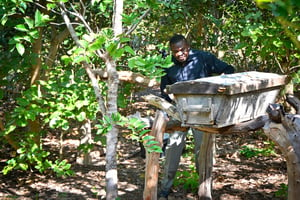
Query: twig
125,8,151,36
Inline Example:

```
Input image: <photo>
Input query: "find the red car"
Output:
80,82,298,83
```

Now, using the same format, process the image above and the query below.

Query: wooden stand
143,110,167,200
143,93,300,200
198,132,215,200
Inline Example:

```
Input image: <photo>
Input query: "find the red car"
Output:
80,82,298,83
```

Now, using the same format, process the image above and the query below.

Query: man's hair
169,34,188,45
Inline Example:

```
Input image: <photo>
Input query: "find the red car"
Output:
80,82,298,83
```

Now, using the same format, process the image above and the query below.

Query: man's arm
160,73,173,102
206,52,235,74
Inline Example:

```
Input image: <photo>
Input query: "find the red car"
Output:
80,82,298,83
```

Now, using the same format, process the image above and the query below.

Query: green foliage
5,7,51,56
123,116,161,153
212,1,298,73
255,0,300,48
1,65,98,176
40,66,99,130
275,183,288,198
2,136,73,177
95,112,162,154
240,141,276,158
174,165,199,193
127,53,172,77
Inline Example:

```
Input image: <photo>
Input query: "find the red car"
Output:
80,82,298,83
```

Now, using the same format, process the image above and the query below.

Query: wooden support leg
198,132,215,200
143,110,167,200
263,121,300,200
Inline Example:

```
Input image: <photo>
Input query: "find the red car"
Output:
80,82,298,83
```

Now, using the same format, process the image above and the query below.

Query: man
158,34,235,199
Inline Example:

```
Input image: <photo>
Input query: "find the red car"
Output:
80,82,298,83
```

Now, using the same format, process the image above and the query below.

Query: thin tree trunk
76,119,93,165
104,1,123,199
30,27,43,85
43,27,70,80
105,54,119,200
28,26,44,147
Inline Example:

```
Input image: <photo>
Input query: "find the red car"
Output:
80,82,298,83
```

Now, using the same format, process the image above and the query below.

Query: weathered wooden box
166,71,286,128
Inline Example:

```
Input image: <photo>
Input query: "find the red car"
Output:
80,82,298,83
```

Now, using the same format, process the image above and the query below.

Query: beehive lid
166,71,286,95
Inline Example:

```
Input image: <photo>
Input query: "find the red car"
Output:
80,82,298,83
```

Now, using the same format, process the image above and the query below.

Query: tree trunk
105,54,120,200
76,119,93,165
28,26,44,147
104,1,123,199
143,110,167,200
30,27,43,85
198,132,215,200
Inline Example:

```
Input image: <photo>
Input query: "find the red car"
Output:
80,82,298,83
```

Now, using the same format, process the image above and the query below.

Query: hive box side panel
175,94,223,126
215,88,280,127
174,87,280,128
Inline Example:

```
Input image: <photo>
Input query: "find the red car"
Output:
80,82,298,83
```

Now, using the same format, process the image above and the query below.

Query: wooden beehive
166,71,286,128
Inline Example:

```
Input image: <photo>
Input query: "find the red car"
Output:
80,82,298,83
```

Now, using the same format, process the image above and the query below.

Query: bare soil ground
0,88,288,200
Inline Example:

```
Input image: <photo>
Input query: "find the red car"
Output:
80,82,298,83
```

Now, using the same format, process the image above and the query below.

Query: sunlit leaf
24,17,34,29
124,46,135,55
16,43,25,55
15,24,28,32
35,10,43,27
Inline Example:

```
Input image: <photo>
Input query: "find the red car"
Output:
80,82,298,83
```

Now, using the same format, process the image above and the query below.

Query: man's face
170,40,190,63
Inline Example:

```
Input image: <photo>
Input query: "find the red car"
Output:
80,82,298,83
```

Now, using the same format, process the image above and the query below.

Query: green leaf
124,46,135,55
75,100,89,109
4,125,16,135
106,43,117,54
16,118,28,127
25,111,36,121
15,24,28,32
143,135,155,141
16,43,25,55
146,140,159,146
113,48,124,59
76,112,86,121
89,36,105,51
1,14,8,26
35,10,43,27
18,163,28,170
73,55,87,64
28,30,39,39
139,129,150,137
47,3,57,10
234,42,248,50
24,17,34,29
61,55,72,65
17,97,30,106
119,37,131,43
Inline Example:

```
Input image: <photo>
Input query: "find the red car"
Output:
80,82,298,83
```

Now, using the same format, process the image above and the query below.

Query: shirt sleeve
160,70,173,102
205,52,235,75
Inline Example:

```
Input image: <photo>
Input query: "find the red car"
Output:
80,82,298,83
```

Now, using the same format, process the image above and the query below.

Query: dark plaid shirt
160,49,235,102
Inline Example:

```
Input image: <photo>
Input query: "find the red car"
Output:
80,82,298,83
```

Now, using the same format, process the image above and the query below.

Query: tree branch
93,69,159,87
125,8,151,36
59,2,107,115
142,94,180,121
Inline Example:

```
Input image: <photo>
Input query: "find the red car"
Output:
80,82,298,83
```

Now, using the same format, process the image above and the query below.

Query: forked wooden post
143,110,167,200
263,120,300,200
